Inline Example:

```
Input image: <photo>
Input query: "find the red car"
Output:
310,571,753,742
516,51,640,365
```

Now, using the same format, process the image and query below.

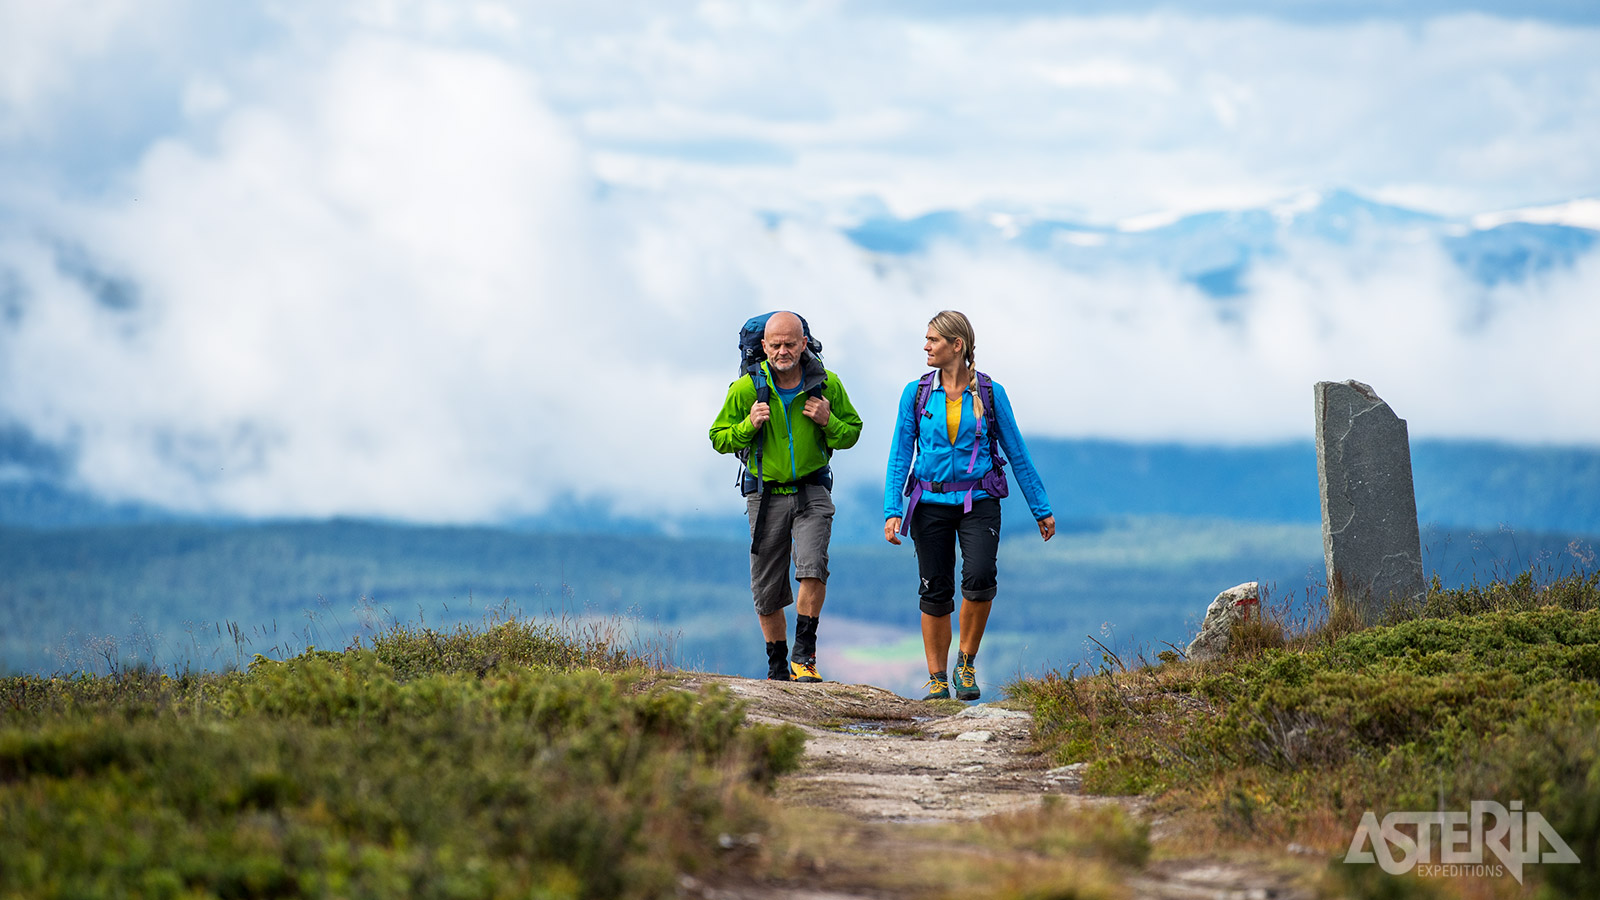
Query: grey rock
1185,582,1260,662
1315,380,1426,624
954,730,994,742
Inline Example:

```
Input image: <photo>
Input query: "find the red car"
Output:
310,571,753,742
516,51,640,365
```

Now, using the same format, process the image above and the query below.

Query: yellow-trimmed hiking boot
953,660,980,701
789,658,822,683
922,672,951,700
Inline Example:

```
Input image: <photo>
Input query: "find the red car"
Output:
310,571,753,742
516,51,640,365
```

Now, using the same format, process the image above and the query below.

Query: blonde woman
883,311,1056,700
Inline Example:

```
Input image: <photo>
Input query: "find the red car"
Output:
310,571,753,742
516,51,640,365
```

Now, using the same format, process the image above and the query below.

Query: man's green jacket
709,356,863,486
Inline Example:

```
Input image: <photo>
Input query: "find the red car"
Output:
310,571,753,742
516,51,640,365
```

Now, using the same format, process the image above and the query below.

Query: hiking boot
921,671,951,700
789,658,822,683
953,660,980,701
767,669,792,681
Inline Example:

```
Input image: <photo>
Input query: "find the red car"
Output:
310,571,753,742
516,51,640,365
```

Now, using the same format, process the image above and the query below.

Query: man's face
763,317,805,372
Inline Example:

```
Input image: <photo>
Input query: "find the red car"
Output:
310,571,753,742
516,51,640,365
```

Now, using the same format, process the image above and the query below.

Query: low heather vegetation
1011,567,1600,898
5,564,1598,898
0,620,804,899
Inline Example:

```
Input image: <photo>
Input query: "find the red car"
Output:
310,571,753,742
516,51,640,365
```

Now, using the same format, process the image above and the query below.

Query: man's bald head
764,311,803,343
762,312,806,374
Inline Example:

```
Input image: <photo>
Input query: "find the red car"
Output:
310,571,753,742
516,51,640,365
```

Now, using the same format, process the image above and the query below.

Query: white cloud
2,35,625,519
510,8,1600,219
1,2,1598,522
1473,198,1600,230
0,0,145,133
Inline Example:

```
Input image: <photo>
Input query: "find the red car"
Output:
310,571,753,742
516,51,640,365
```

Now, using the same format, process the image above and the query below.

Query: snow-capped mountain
842,189,1599,297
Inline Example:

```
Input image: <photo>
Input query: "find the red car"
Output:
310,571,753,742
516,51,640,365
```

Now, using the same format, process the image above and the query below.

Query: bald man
709,312,863,681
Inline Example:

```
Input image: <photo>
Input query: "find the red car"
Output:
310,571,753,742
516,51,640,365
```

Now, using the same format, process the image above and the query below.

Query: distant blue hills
1023,439,1600,535
841,188,1598,297
5,421,1597,539
498,437,1600,542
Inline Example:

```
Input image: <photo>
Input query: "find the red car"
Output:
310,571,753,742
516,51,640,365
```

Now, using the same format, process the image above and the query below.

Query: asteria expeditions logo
1344,800,1579,884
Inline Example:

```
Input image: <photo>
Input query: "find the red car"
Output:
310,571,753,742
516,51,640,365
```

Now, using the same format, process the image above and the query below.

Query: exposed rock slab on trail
684,674,1106,824
677,674,1317,899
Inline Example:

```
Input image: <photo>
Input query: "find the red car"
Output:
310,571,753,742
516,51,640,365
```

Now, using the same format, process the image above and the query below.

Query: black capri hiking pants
910,498,1001,617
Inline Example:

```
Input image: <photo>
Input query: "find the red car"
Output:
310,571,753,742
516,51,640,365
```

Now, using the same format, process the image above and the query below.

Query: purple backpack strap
899,371,940,535
912,370,937,422
964,406,983,474
959,375,988,501
976,372,1005,465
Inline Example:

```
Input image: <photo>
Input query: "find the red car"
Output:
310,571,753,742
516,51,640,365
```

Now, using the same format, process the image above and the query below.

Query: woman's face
924,327,962,369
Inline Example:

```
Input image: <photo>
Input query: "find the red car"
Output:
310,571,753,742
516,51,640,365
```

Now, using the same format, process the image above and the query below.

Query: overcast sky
1,0,1597,521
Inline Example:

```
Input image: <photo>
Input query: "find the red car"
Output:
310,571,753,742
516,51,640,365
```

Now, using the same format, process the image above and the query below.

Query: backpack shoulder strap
975,372,1005,462
748,366,770,404
913,371,937,424
743,365,770,489
913,370,941,440
904,370,938,467
975,372,994,424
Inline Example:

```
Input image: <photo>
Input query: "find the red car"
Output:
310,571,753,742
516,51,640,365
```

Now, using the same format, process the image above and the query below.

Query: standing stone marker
1314,380,1426,625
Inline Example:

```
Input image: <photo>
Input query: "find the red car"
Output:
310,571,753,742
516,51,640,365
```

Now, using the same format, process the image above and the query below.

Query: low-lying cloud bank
1,7,1597,522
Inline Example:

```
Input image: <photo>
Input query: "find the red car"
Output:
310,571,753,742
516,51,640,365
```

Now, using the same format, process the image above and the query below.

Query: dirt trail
676,674,1319,900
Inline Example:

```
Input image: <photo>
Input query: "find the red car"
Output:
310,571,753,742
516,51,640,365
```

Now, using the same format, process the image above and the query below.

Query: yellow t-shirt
946,393,963,444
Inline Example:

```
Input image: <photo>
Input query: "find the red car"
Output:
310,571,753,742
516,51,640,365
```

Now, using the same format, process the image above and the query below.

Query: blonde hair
928,310,982,422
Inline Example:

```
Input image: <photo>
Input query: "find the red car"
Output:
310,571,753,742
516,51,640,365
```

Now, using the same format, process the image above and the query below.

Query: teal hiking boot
953,656,980,701
922,671,951,700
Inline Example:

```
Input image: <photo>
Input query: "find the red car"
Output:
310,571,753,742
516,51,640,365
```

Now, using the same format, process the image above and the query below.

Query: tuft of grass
1407,568,1600,620
353,613,661,679
0,615,802,899
1010,565,1600,897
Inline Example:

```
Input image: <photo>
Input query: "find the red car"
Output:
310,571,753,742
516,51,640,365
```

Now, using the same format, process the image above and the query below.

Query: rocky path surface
675,674,1319,900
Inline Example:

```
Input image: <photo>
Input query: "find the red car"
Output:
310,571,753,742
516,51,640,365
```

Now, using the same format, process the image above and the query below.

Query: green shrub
1012,567,1600,893
0,619,803,899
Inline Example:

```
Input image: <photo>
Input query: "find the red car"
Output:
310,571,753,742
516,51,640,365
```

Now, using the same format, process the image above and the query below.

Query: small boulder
1185,582,1260,662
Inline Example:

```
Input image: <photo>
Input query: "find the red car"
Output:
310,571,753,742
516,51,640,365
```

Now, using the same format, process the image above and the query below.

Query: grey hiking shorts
747,484,835,616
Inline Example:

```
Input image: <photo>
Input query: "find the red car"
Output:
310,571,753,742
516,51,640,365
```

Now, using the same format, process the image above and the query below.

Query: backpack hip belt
902,477,983,527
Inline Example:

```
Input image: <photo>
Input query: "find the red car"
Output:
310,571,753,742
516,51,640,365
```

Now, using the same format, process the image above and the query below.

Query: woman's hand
884,517,903,545
1038,516,1056,541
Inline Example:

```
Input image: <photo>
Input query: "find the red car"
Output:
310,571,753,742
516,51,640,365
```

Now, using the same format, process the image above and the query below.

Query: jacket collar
765,353,826,393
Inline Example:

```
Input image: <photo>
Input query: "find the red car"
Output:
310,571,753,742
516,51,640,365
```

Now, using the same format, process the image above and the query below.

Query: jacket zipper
769,365,799,481
786,396,798,479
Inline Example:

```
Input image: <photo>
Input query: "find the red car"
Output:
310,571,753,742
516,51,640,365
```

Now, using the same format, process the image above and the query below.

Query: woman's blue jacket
882,373,1053,522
